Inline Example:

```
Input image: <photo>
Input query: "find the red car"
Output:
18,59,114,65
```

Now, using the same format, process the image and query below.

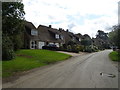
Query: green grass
0,61,2,77
109,51,120,61
2,49,71,77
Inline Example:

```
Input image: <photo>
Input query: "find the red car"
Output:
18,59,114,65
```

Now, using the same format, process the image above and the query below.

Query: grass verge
2,49,71,77
109,51,120,62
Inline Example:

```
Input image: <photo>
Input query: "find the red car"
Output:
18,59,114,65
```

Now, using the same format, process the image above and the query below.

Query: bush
2,35,15,60
11,34,24,51
84,45,99,53
76,45,84,51
84,46,92,53
109,51,120,61
42,45,58,51
59,44,85,53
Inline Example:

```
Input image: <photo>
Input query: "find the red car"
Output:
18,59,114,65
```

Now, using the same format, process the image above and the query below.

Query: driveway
3,50,118,88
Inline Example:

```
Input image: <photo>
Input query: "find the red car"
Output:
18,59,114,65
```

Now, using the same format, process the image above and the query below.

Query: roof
59,30,81,44
24,21,38,40
83,34,91,40
37,25,64,43
75,33,83,38
25,21,37,29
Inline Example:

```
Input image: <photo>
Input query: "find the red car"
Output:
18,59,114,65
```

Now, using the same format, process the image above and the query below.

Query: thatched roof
37,25,64,43
25,21,37,29
24,21,39,40
83,34,91,40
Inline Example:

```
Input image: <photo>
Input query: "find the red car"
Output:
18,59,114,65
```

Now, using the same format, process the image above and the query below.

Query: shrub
2,35,15,60
76,45,84,51
11,34,24,51
84,46,92,53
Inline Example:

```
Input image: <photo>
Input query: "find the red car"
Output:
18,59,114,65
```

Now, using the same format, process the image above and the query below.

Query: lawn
109,51,120,62
2,49,71,77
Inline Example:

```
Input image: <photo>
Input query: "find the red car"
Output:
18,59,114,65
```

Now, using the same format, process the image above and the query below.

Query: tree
2,2,25,60
96,30,110,49
109,25,120,49
96,30,108,40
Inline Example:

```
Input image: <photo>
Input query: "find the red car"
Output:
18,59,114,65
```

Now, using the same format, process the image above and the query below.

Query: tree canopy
108,25,120,49
2,2,25,60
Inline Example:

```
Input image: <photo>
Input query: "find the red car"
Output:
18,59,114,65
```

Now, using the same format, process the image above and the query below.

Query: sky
23,0,119,37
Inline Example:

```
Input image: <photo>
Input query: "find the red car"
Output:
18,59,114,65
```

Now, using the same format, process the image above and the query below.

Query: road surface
3,50,118,88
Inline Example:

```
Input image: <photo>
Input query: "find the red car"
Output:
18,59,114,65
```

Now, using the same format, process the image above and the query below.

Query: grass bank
109,51,120,62
2,49,71,77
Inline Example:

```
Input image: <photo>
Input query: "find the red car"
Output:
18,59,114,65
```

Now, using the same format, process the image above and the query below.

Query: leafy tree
2,2,25,60
96,30,110,49
109,25,120,49
96,30,108,40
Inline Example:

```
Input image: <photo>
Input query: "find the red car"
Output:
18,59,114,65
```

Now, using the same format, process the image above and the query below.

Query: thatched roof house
24,21,84,49
37,25,64,48
24,21,38,49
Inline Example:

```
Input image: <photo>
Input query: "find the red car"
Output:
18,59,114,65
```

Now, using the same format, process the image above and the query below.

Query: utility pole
118,1,120,24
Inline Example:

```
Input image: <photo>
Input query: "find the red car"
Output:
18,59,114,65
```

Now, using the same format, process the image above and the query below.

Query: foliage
2,34,15,60
2,2,25,35
2,49,71,77
2,2,25,60
84,45,99,53
108,25,120,49
96,30,108,40
11,34,24,51
109,51,120,61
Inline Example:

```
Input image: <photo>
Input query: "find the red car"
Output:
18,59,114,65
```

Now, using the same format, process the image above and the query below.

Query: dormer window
55,34,59,39
31,29,38,36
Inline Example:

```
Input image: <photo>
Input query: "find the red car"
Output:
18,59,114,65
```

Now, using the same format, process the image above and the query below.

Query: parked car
42,44,58,51
112,46,118,51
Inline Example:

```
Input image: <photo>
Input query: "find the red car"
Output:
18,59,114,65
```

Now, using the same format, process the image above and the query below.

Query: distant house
59,29,82,45
75,33,83,44
82,34,92,40
37,25,64,49
24,21,83,49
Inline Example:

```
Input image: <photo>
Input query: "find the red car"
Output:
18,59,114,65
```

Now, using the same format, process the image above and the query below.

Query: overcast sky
23,0,119,37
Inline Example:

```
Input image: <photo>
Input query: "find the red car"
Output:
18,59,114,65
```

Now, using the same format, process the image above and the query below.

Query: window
30,40,37,49
55,34,59,39
31,29,38,36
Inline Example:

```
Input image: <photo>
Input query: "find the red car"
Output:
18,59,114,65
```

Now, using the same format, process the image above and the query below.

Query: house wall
38,41,45,49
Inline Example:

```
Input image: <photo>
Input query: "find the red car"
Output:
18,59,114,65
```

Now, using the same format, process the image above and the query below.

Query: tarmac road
3,50,118,88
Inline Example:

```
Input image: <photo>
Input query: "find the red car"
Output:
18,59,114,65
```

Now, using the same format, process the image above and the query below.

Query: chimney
49,25,52,28
66,29,69,32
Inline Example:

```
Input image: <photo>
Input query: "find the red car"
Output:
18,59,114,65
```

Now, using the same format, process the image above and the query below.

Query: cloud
23,0,119,37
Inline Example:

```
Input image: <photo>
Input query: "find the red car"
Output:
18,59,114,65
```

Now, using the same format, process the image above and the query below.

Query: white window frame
31,29,38,36
30,40,37,49
55,34,59,39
